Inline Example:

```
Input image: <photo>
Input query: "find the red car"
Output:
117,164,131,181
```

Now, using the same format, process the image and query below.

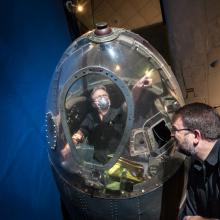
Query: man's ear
193,129,201,145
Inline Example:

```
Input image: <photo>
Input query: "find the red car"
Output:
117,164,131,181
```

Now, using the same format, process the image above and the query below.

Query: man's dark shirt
181,139,220,219
80,107,125,163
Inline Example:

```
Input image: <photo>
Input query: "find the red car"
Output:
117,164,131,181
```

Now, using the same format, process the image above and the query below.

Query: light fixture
76,4,83,12
66,1,84,13
115,65,121,71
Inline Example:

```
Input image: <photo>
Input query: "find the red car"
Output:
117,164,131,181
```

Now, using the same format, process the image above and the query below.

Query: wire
91,0,95,28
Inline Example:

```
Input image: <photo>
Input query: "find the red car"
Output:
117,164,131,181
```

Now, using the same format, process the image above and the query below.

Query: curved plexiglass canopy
46,24,184,198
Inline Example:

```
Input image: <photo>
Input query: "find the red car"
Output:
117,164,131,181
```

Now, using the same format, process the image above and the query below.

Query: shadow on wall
134,22,171,65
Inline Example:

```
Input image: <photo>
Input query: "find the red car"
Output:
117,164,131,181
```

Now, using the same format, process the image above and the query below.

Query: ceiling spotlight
66,1,84,13
115,65,121,71
76,4,83,12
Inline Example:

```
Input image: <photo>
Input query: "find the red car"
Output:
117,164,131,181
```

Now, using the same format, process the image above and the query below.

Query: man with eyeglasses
171,102,220,220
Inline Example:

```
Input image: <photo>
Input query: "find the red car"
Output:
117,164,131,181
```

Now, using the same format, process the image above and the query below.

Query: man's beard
175,139,196,156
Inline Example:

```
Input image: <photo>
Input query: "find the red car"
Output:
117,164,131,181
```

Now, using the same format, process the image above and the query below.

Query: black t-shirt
80,107,125,163
180,139,220,219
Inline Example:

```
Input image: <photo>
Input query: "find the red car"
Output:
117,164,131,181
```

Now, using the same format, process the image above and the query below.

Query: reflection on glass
131,68,162,128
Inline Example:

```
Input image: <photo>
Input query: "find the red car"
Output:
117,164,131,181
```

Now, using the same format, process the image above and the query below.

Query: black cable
63,0,80,41
91,0,95,28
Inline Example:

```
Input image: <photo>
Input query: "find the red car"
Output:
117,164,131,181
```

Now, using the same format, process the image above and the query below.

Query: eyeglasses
171,127,192,134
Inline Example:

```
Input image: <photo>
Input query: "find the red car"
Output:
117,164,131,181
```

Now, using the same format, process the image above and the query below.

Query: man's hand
61,143,71,159
60,130,84,160
135,75,152,89
132,75,152,102
72,130,84,144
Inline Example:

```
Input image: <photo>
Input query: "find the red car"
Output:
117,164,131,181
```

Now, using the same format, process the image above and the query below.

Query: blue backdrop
0,1,73,219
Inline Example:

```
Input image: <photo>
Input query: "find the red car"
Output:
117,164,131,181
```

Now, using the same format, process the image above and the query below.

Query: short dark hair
90,85,107,98
172,102,220,140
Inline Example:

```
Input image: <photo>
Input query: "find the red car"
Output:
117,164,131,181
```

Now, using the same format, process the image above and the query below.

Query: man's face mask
94,95,110,111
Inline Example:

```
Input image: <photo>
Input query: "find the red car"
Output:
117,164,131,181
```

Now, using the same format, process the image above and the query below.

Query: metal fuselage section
46,23,187,220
